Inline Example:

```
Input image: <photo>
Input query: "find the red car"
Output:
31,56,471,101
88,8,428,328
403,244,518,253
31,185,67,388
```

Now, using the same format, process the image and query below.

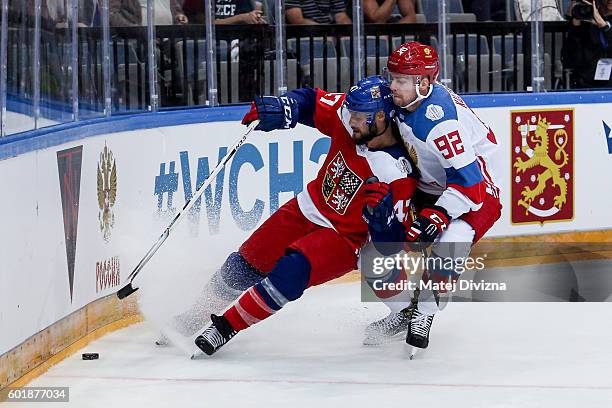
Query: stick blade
117,283,139,299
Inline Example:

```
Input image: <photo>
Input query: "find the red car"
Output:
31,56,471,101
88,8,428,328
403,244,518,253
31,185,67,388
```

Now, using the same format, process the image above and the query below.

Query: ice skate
363,307,411,345
406,305,434,359
194,314,237,356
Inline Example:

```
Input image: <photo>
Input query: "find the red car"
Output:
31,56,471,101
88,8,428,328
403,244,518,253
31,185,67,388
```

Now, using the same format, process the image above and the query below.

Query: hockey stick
116,120,260,300
407,202,429,360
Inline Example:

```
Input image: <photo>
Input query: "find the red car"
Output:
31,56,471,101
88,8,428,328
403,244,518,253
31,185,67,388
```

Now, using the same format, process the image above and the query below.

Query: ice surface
8,282,612,408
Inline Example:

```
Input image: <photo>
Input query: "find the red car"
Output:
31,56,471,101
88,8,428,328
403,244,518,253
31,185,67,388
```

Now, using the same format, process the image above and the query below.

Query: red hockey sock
224,287,277,332
372,267,408,299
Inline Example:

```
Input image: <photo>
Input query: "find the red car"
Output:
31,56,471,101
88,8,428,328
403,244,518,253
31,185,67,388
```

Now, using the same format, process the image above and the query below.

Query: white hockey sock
417,288,440,316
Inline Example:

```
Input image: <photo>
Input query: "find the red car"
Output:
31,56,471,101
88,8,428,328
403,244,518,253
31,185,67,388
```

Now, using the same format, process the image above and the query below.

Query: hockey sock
224,250,311,332
416,288,440,316
366,267,412,313
365,264,407,298
220,251,266,292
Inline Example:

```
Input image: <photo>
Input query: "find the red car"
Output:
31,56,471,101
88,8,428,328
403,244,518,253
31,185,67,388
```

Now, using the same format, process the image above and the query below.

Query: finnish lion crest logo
511,110,573,224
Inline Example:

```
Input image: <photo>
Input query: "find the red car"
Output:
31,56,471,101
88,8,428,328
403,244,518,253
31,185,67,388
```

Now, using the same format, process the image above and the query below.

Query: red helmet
387,42,440,82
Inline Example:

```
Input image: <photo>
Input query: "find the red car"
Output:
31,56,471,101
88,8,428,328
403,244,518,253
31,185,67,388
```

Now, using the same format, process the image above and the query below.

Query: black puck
82,353,99,360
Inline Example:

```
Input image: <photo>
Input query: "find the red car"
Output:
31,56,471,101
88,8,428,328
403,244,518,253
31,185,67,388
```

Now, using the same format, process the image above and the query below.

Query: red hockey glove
363,181,391,209
405,204,451,245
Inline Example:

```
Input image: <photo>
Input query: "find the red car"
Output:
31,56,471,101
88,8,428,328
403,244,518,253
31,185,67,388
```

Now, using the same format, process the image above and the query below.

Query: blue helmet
344,75,395,125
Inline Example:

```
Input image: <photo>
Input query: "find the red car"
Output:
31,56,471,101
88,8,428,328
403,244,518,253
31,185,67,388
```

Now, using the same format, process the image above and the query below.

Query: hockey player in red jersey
188,76,419,355
362,42,502,350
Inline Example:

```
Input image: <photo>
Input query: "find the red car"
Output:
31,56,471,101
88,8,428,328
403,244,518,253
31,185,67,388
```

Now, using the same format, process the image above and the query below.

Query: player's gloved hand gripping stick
405,205,450,247
242,95,298,131
362,176,407,255
362,176,394,231
116,120,261,299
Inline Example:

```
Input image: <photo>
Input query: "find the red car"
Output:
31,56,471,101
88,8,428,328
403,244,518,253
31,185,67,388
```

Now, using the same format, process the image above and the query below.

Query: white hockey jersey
395,84,500,219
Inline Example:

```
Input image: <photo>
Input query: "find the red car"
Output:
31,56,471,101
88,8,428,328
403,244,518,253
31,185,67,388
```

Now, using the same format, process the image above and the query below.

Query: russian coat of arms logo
97,144,117,241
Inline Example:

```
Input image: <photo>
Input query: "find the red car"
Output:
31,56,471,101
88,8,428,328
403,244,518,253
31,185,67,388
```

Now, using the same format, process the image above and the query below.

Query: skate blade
189,333,211,360
405,343,423,360
190,350,206,360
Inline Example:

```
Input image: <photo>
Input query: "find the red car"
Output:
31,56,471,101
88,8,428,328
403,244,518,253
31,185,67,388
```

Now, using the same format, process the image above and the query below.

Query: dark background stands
562,0,612,88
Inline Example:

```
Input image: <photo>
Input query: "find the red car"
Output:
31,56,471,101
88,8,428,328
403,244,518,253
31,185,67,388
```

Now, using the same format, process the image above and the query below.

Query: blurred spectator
346,0,417,23
462,0,506,21
10,0,95,27
562,0,612,88
43,0,97,28
140,0,189,25
182,0,264,25
286,0,352,24
369,0,416,23
216,0,265,25
180,0,267,102
145,0,189,108
514,0,565,21
109,0,142,26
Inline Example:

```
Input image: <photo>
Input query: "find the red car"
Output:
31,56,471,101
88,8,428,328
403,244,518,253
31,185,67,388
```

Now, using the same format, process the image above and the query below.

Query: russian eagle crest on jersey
395,83,500,219
322,152,363,214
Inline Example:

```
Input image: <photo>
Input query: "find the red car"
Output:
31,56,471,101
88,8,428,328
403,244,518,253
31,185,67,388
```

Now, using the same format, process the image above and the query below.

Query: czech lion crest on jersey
97,143,117,241
511,109,574,224
322,152,363,215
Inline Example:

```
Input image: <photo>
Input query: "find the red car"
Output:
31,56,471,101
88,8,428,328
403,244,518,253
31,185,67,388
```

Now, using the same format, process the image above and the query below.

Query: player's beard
393,92,416,109
352,123,377,145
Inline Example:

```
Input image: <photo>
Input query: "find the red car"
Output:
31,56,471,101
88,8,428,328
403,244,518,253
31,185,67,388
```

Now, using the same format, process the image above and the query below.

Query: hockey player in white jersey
361,42,502,349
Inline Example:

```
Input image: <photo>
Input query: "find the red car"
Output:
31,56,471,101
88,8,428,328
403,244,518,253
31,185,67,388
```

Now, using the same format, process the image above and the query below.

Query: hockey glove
362,182,406,255
405,204,451,247
241,95,299,132
362,181,398,233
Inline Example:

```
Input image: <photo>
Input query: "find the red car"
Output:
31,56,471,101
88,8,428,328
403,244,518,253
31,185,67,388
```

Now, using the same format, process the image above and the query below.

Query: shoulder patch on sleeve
411,86,458,142
396,156,413,175
425,104,445,121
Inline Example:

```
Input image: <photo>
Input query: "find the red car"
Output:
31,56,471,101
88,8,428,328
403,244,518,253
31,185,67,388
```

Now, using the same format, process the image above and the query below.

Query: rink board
1,92,611,386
